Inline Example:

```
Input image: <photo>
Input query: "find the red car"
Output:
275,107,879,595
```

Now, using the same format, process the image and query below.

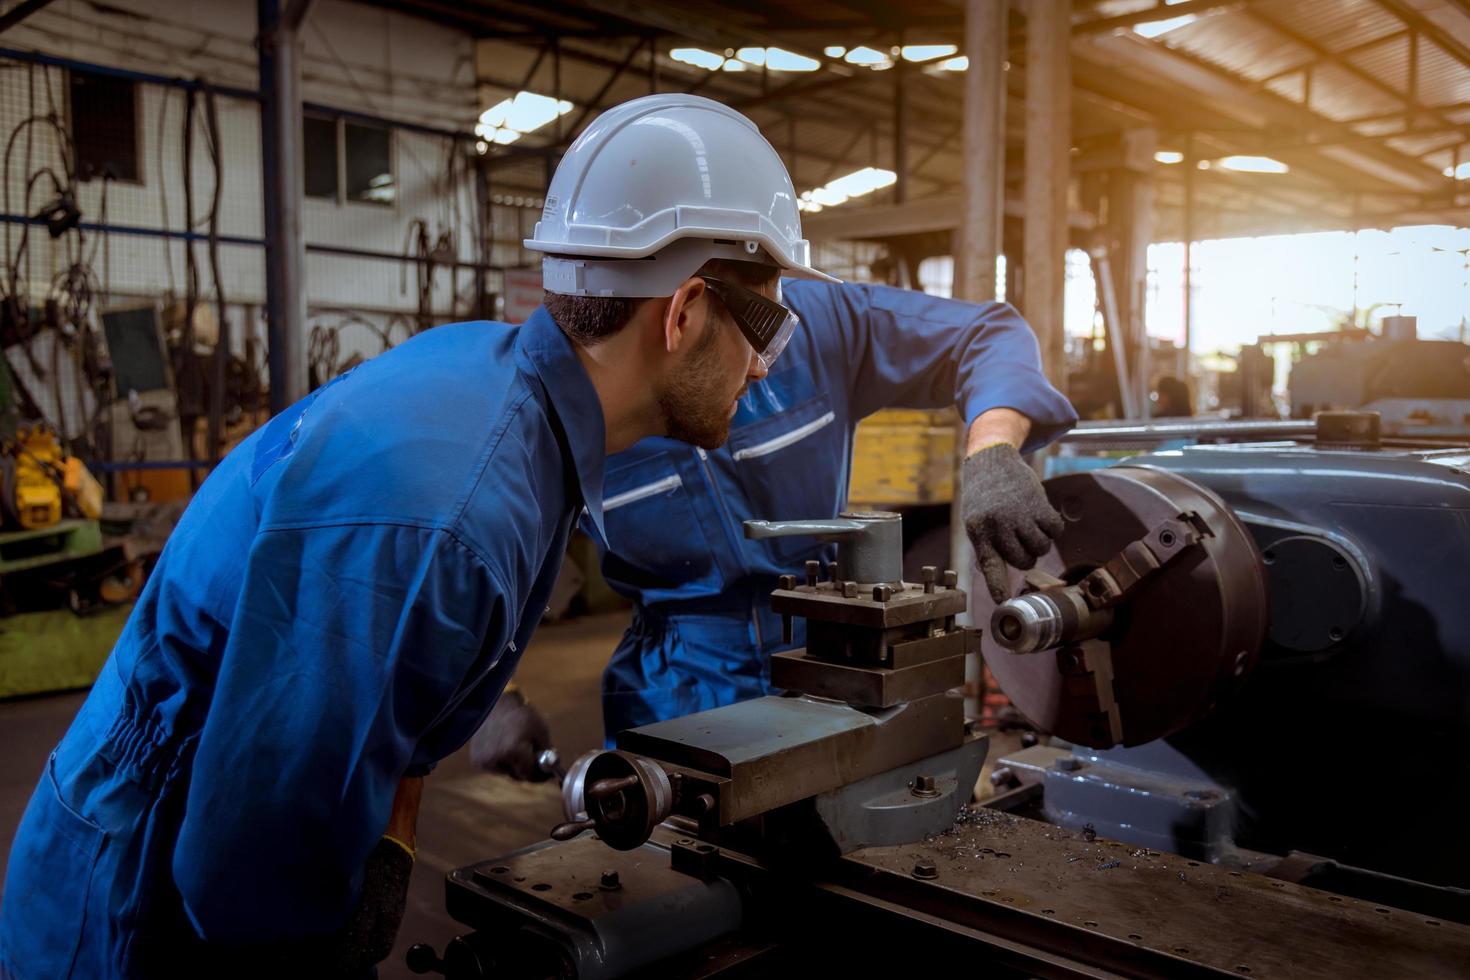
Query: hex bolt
842,580,859,599
942,569,958,589
911,774,940,798
922,566,937,594
778,574,796,590
1053,756,1083,772
873,584,894,602
599,870,621,891
912,860,939,880
805,560,821,587
826,561,840,584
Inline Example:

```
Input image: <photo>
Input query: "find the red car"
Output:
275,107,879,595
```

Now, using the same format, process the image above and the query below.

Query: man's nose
747,349,768,382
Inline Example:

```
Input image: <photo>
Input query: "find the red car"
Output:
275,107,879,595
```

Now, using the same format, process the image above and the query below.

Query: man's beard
658,324,742,450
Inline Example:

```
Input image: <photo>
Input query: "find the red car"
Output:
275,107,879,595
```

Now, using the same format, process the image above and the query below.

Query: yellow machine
4,425,104,530
847,408,959,508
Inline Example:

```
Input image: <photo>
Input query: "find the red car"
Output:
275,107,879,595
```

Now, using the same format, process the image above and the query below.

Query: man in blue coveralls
474,241,1078,769
0,94,836,978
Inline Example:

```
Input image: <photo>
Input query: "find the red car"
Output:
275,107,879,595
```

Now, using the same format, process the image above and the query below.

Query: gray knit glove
470,689,556,782
962,443,1065,603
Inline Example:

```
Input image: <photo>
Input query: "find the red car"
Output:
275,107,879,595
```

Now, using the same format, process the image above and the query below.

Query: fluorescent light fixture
808,185,849,207
798,166,897,212
764,47,820,71
670,47,725,70
476,91,572,145
722,59,746,71
936,55,968,71
824,45,846,58
901,44,957,62
1444,161,1470,180
844,45,890,66
1133,13,1197,38
1218,155,1289,174
736,46,819,71
1154,150,1184,164
826,167,897,197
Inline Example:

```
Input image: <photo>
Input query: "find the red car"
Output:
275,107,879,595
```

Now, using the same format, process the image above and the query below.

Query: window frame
68,69,143,186
303,113,396,208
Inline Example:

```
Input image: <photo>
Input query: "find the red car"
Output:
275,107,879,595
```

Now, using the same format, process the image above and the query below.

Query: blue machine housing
1041,441,1470,893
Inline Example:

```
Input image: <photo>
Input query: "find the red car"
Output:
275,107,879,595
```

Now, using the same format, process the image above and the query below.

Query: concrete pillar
1022,0,1071,392
956,0,1008,304
954,0,1008,709
1112,128,1156,419
894,35,908,205
258,0,313,410
1180,132,1195,380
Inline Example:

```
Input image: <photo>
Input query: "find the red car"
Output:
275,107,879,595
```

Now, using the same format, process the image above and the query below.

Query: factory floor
0,609,628,980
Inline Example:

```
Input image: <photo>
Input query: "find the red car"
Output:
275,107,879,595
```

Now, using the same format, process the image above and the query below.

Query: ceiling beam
1076,31,1445,193
550,0,852,80
556,37,647,141
1371,0,1470,76
1072,0,1253,35
1255,29,1409,86
0,0,57,34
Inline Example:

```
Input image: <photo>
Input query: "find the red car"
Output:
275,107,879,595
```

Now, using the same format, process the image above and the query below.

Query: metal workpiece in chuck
991,587,1113,654
978,465,1269,750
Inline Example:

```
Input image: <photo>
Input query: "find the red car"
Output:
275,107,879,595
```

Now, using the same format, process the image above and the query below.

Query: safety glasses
699,275,800,369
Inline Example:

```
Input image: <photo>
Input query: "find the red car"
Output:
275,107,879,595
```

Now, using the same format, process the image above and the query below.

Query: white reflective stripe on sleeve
603,473,683,511
732,411,836,461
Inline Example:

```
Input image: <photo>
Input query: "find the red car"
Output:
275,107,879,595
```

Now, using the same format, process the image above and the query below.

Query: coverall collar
517,306,608,539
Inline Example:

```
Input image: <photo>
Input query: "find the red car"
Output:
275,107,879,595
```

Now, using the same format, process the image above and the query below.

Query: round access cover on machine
978,466,1269,748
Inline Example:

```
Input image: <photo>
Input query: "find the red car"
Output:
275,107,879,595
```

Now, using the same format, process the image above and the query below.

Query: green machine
0,518,135,699
0,351,135,698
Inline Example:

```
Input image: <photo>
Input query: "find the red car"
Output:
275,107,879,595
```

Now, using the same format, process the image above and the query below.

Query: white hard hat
525,94,838,297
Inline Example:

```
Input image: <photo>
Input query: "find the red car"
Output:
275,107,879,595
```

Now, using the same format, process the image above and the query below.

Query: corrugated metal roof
1416,39,1470,106
1311,62,1404,119
1160,14,1315,81
1249,0,1404,53
389,0,1470,234
1386,131,1463,156
1346,32,1412,93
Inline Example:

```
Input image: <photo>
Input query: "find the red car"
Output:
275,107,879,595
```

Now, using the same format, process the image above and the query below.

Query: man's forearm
965,407,1032,455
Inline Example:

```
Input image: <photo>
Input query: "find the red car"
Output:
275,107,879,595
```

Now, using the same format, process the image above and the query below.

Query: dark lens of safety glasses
699,275,800,369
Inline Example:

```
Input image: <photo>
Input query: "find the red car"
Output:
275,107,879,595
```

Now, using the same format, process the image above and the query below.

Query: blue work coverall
593,279,1076,740
0,309,606,978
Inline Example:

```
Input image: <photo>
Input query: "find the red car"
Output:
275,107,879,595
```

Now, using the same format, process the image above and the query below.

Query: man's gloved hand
962,443,1065,603
469,688,557,782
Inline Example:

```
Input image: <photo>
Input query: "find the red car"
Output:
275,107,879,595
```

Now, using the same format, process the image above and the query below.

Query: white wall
1,0,499,377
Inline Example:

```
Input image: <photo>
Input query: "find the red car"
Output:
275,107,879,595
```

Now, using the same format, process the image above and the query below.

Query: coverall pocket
602,454,724,594
0,754,107,980
729,393,841,563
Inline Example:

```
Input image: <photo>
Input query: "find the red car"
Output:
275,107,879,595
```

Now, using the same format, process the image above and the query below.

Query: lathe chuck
980,466,1268,748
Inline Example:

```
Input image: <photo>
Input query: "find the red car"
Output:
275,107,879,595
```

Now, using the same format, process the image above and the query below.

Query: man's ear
663,277,710,354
